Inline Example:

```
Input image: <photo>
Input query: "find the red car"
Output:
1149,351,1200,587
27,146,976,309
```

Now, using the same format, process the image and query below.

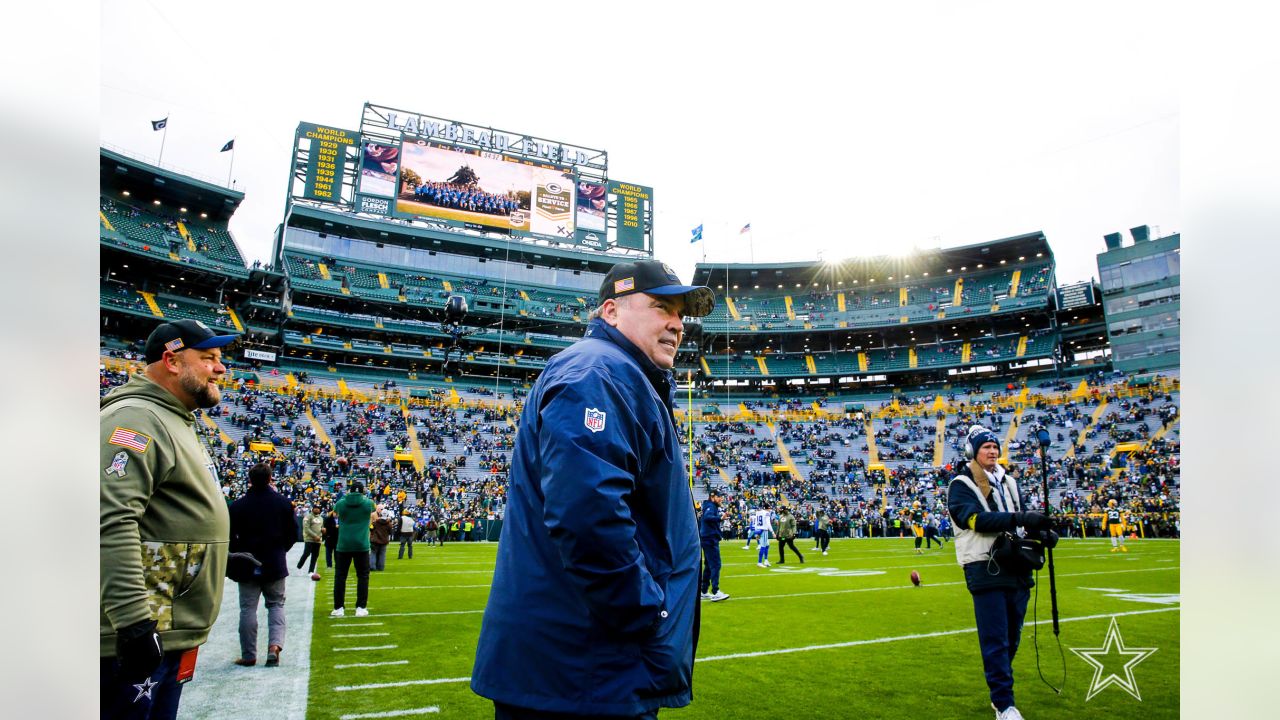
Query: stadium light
754,285,759,289
153,200,161,206
1000,260,1006,265
200,212,207,218
960,267,966,271
732,285,739,289
946,268,952,273
923,272,929,276
122,190,130,197
1036,252,1043,257
838,281,844,285
888,276,894,281
976,264,983,268
179,207,187,213
1018,256,1025,261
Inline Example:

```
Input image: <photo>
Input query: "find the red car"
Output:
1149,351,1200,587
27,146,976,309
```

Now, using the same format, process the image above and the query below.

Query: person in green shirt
331,483,376,618
775,506,805,564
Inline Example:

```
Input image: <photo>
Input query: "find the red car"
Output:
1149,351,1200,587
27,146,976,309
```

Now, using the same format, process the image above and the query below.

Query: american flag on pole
740,223,751,234
108,427,152,453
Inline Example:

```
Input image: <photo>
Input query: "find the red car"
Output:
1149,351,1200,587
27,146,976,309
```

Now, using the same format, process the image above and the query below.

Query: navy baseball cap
598,260,715,317
144,319,239,363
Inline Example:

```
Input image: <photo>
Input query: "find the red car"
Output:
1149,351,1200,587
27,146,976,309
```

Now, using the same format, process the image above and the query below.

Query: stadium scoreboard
286,102,653,256
1057,281,1096,310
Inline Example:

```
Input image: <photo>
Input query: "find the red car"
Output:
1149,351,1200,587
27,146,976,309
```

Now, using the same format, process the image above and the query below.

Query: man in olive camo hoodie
100,320,235,720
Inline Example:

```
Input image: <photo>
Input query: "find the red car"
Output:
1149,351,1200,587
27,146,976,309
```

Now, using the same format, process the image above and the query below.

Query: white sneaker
757,562,767,568
742,545,751,550
709,590,730,602
329,607,345,618
355,607,369,617
700,592,712,600
994,704,1025,720
822,550,829,556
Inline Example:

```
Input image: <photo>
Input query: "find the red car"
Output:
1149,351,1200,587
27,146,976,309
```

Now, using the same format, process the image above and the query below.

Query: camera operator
946,426,1055,720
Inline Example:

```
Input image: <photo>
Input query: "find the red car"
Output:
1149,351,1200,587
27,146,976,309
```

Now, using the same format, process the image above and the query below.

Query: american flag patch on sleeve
108,427,152,453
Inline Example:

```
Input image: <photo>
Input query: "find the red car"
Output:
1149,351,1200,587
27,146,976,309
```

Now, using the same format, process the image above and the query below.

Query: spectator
228,464,298,667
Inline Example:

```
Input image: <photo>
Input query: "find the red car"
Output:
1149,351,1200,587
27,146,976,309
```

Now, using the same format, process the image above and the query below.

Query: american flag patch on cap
165,337,185,352
614,277,635,293
108,427,152,453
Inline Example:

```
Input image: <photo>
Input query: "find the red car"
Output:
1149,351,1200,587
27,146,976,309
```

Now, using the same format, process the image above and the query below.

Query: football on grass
910,570,921,586
311,573,322,581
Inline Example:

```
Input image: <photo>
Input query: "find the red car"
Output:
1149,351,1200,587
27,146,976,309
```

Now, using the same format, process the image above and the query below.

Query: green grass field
307,538,1179,719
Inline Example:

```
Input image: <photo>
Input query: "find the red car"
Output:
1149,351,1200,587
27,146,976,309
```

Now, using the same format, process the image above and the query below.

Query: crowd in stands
101,358,1180,542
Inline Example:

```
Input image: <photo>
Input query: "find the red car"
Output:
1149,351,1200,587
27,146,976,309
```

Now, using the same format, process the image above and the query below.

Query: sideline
178,545,316,720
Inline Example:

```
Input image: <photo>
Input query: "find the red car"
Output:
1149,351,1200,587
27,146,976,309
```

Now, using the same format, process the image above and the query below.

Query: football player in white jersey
754,504,775,567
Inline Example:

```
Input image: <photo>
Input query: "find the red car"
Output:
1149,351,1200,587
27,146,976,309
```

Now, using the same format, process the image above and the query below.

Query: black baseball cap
144,319,239,363
598,260,715,317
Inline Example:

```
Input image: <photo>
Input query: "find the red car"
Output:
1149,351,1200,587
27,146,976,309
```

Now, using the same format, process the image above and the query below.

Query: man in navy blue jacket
472,260,714,719
699,490,729,602
228,464,298,667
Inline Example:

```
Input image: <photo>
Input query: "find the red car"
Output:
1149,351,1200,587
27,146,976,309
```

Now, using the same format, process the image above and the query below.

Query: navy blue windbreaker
699,499,723,540
471,319,701,715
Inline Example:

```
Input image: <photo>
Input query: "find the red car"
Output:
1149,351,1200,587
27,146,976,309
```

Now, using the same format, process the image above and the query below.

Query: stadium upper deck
101,147,1130,398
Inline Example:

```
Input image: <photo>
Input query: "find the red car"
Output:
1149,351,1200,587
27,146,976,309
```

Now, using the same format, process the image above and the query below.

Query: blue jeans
971,586,1031,711
700,538,722,593
100,650,186,720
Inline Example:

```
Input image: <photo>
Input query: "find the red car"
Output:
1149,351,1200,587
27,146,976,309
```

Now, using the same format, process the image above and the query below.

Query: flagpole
227,139,236,188
158,113,169,166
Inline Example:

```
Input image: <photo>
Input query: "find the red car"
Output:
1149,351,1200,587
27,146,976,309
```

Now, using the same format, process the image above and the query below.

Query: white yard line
334,609,484,619
335,676,472,692
340,707,440,718
728,566,1180,601
334,660,411,670
334,632,391,638
371,584,492,590
699,607,1180,661
333,644,398,652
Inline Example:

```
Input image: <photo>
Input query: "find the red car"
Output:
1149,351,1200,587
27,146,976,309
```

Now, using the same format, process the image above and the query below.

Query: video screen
357,141,400,198
395,140,575,239
575,180,607,232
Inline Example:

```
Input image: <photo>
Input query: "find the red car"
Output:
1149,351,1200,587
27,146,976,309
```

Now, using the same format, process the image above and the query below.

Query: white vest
950,465,1021,566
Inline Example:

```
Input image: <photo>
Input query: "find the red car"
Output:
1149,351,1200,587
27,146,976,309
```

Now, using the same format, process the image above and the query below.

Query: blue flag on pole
690,224,703,244
151,117,168,131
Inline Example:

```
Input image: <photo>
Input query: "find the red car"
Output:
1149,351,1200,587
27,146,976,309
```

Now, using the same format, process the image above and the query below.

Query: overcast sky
101,0,1177,287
